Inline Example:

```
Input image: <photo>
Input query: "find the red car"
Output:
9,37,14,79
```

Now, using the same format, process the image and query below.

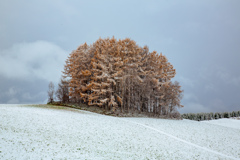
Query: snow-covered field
0,104,240,160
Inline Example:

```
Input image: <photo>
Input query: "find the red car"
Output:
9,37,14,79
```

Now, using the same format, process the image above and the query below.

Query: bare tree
56,78,69,103
47,81,55,103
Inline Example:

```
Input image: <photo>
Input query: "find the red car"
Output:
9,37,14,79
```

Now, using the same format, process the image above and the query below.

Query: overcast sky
0,0,240,113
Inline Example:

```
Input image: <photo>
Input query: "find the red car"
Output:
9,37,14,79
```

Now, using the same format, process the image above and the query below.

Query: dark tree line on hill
182,111,240,121
48,37,184,118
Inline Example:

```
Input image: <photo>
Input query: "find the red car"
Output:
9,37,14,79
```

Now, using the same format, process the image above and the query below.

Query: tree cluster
182,111,240,121
61,37,183,117
47,78,69,104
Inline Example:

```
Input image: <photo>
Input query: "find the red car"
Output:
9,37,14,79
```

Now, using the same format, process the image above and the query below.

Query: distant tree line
48,37,184,118
182,111,240,121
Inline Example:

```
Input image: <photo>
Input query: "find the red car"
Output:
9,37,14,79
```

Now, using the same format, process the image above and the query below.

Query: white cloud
0,41,68,83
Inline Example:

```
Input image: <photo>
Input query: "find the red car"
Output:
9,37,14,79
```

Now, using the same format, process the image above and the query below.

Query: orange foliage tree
63,37,183,117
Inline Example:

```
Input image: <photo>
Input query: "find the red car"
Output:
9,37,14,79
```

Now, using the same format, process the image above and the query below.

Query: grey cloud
0,75,50,104
7,98,19,104
178,62,240,113
6,87,18,97
180,102,212,114
0,0,240,113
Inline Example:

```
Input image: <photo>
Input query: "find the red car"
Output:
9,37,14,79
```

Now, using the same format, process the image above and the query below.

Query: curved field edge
40,102,182,119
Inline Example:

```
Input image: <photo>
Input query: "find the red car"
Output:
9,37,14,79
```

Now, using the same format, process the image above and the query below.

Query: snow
202,118,240,130
0,104,240,160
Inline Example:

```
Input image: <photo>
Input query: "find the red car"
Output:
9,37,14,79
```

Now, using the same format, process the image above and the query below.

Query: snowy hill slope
0,104,240,160
202,118,240,130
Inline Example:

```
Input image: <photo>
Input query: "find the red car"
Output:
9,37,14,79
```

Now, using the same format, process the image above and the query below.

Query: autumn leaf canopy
63,37,183,116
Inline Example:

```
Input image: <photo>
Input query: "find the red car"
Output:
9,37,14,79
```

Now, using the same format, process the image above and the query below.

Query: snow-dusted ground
0,104,240,160
202,118,240,130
